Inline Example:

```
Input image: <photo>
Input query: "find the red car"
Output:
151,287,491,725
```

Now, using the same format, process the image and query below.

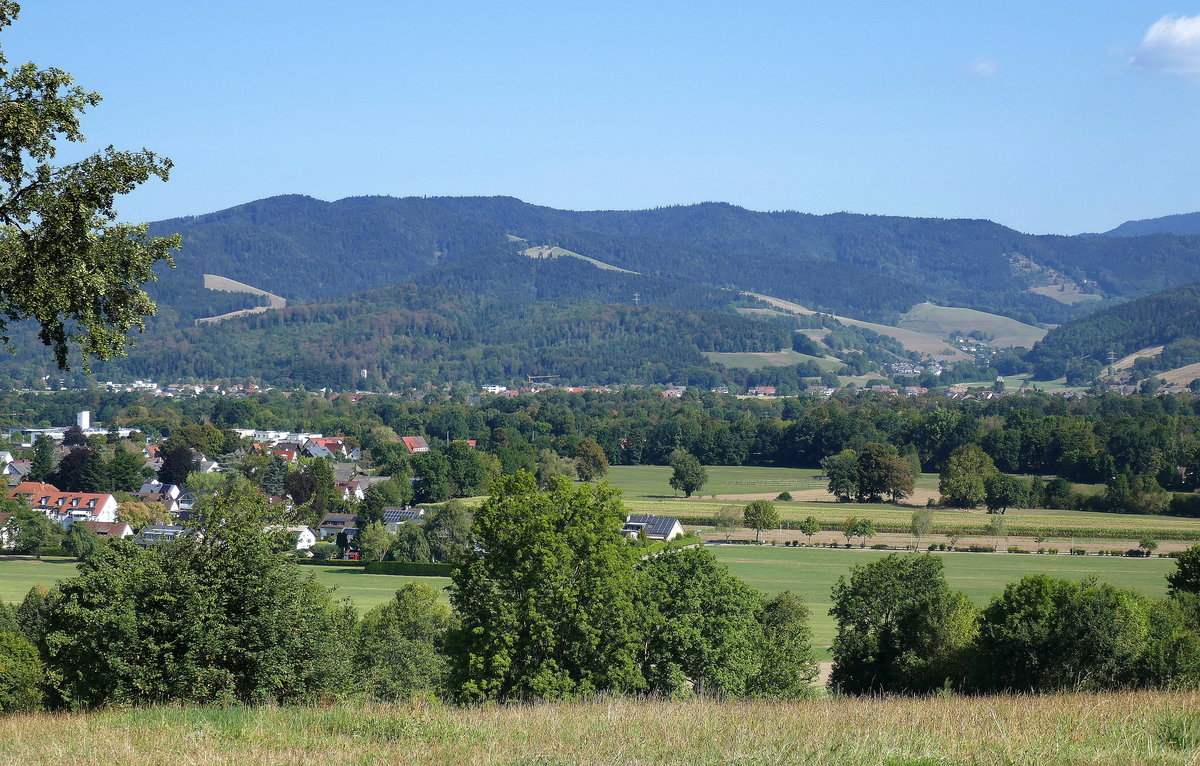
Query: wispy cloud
962,58,1001,77
1132,14,1200,76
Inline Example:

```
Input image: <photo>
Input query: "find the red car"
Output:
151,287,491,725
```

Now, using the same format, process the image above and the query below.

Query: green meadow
710,544,1174,652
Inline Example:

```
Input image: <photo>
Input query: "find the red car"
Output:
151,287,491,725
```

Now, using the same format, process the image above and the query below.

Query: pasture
710,544,1174,652
604,464,1200,542
898,301,1047,348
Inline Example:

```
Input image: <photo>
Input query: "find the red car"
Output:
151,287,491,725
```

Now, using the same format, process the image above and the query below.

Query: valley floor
3,692,1196,765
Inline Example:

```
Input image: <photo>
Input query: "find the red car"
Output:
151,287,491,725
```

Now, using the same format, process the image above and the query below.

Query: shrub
871,543,890,550
363,562,454,577
1070,548,1088,556
1048,548,1059,555
775,491,793,502
1007,546,1030,554
965,545,995,553
0,631,43,712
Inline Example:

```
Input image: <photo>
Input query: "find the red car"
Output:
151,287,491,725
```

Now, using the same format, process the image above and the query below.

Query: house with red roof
401,436,430,454
8,481,119,527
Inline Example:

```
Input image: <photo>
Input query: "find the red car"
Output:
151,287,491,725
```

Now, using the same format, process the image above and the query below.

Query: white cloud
963,58,1001,77
1132,14,1200,76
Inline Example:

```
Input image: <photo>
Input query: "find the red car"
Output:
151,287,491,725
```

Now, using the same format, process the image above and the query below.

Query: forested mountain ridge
145,194,1200,325
1027,283,1200,379
1103,212,1200,237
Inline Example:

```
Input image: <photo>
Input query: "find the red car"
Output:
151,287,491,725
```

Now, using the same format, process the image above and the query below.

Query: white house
621,514,685,541
8,482,118,528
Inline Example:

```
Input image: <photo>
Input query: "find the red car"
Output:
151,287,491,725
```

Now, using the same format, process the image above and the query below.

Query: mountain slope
143,195,1200,328
1103,212,1200,237
1026,283,1200,379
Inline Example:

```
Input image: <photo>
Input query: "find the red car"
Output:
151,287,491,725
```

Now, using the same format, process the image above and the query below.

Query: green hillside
1027,282,1200,379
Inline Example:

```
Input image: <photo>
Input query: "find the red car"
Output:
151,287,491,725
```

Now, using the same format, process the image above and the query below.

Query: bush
309,542,341,561
0,631,43,712
296,558,365,567
775,491,793,501
1048,548,1059,555
1007,546,1030,554
870,543,889,550
363,562,454,577
964,545,995,553
1070,548,1088,556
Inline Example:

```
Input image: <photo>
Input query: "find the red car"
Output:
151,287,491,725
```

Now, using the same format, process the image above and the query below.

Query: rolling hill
1026,283,1200,379
5,194,1200,389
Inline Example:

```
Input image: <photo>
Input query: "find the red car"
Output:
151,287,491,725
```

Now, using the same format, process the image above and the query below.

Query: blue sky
8,2,1199,234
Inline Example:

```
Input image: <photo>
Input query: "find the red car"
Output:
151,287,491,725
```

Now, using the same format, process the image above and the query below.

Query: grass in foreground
2,692,1198,764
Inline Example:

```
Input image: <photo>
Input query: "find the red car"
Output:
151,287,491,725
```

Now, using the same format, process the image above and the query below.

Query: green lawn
710,544,1175,652
606,464,827,499
0,556,449,613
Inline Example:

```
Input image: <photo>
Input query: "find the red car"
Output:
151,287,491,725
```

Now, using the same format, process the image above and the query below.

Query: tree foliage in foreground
38,486,354,709
829,554,978,694
0,2,180,369
447,473,643,702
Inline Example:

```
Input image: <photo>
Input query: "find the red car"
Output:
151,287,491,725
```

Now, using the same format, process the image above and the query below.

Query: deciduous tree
742,499,779,543
668,451,707,498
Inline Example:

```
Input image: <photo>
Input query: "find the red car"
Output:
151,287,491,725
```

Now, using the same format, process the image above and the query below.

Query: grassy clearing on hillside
3,692,1197,764
899,301,1047,348
711,544,1173,652
703,349,840,371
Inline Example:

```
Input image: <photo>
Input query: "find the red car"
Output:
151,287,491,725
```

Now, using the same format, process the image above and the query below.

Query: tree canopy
0,2,179,369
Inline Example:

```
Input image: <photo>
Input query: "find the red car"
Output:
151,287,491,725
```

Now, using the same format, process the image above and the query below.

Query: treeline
7,389,1200,515
829,551,1200,694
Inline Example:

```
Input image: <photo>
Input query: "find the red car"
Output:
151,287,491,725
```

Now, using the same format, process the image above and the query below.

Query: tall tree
939,444,997,508
668,451,707,498
4,510,60,559
829,553,978,694
0,3,179,369
28,435,55,482
821,449,860,502
447,473,643,702
742,499,779,543
39,486,355,708
157,445,197,487
574,438,610,481
354,583,453,702
107,447,146,493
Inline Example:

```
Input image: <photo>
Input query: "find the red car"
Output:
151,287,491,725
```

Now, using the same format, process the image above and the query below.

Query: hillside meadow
2,692,1198,765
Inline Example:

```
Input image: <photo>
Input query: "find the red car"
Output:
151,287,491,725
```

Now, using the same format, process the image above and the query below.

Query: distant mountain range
1102,212,1200,238
5,194,1200,390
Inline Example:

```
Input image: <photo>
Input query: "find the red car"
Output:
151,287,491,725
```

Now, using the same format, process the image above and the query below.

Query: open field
195,274,287,325
703,349,840,371
606,465,1200,541
899,301,1047,348
711,544,1174,652
0,556,449,612
522,244,639,274
742,291,968,359
1029,283,1104,304
3,692,1198,764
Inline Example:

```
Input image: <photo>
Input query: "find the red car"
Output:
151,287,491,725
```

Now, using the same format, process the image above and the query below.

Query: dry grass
2,692,1198,764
